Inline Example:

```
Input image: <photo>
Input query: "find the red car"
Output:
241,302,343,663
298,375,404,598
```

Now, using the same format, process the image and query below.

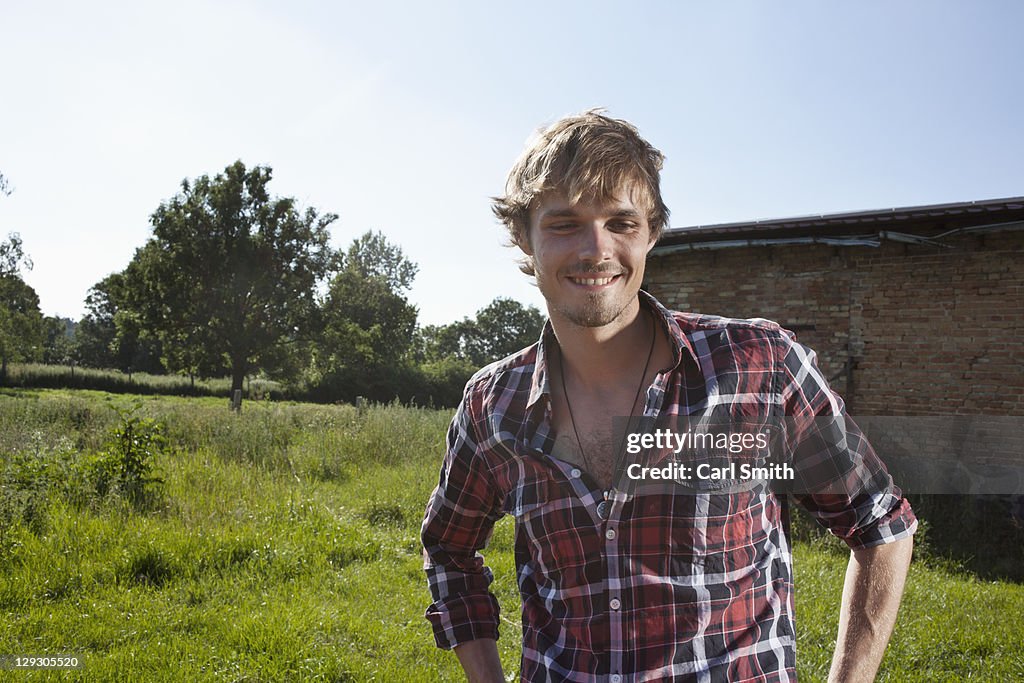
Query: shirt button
605,528,616,540
611,675,622,683
609,597,621,610
570,468,581,478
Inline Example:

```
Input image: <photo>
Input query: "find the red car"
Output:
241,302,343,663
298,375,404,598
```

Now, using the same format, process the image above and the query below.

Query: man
422,110,916,682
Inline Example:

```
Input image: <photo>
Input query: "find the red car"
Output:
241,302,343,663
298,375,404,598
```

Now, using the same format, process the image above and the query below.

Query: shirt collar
526,322,555,411
525,290,698,411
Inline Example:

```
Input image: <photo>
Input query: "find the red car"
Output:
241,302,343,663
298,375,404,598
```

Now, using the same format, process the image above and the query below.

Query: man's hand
454,638,504,682
828,535,913,683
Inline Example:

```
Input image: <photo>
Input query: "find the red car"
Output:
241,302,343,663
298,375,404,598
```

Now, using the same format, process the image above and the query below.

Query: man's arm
777,333,917,680
422,390,506,665
454,638,504,682
828,535,914,683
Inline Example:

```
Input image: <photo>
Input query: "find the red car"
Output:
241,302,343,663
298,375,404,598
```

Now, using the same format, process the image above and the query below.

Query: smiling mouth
567,274,621,287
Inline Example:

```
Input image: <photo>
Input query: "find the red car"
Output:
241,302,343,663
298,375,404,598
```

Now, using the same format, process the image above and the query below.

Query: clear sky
2,0,1021,325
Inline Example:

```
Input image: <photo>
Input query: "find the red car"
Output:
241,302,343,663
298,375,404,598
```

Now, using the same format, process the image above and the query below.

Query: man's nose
576,222,613,261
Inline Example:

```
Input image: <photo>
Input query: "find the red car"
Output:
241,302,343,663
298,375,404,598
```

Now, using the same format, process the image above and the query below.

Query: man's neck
550,297,651,392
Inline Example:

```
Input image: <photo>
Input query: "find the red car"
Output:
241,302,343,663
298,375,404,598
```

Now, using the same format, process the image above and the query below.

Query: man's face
522,187,656,329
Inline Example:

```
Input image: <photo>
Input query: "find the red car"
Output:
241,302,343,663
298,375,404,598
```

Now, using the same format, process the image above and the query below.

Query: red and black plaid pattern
422,292,916,682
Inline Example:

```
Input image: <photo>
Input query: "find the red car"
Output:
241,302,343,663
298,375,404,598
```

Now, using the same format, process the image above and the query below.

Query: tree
73,272,163,373
1,180,45,379
0,275,44,378
128,161,337,405
0,234,44,380
335,230,417,293
73,274,122,369
410,298,544,407
418,320,475,362
42,316,75,365
314,231,420,402
324,232,418,345
0,232,32,278
466,297,546,364
421,297,546,367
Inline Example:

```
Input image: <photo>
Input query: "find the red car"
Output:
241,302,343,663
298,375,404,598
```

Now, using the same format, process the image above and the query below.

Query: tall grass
0,388,1021,681
3,363,285,399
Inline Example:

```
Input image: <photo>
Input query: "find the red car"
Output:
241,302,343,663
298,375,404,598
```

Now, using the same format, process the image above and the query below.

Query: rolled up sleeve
421,391,504,649
778,331,918,550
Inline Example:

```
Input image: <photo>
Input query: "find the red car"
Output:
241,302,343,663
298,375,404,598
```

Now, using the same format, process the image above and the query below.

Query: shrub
0,432,79,548
85,401,167,508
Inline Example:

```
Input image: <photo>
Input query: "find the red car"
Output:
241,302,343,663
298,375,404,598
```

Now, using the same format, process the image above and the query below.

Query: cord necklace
558,309,656,517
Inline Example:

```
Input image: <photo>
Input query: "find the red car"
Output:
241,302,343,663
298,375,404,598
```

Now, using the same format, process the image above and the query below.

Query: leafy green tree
0,277,44,378
0,232,32,278
421,297,545,367
313,231,419,402
127,161,336,405
418,320,474,362
465,297,545,364
73,274,121,369
410,298,544,407
42,316,75,365
0,183,45,380
73,272,163,373
335,230,418,294
0,234,44,380
1,175,42,378
416,355,480,407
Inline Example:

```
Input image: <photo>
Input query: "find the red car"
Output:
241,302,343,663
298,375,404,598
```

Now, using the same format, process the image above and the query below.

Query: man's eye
547,223,576,232
610,221,637,232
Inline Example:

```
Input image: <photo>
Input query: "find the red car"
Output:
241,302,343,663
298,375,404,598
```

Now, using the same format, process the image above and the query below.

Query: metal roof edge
661,195,1024,240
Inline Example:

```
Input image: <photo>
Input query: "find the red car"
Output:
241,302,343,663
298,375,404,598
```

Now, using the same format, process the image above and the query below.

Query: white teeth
572,276,615,286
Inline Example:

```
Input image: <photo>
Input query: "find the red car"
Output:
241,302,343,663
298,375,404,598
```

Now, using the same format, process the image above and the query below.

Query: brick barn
646,196,1024,562
645,196,1024,418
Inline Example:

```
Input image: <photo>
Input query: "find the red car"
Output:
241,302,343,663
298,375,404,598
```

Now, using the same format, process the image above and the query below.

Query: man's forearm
454,638,504,682
828,535,913,683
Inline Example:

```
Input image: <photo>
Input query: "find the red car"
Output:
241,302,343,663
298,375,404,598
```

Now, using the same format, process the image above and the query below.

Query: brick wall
644,230,1024,417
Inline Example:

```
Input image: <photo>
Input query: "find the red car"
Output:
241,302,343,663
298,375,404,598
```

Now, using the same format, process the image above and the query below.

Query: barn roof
653,196,1024,254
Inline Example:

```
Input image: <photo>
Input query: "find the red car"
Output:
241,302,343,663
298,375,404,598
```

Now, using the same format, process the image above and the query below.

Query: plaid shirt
422,291,916,682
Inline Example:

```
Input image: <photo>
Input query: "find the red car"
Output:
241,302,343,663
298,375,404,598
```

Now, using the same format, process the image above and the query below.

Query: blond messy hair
492,108,670,276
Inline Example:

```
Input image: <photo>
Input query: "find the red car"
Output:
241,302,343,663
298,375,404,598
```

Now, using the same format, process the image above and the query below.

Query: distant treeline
0,164,545,408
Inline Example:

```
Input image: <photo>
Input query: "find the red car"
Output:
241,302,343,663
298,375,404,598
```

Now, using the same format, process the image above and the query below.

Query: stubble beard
538,268,637,328
556,292,634,328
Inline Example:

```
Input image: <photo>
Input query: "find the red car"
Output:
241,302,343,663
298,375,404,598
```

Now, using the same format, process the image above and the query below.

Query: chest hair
551,398,631,491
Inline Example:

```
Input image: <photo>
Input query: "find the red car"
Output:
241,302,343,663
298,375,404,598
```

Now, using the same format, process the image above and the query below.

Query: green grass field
1,389,1021,681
